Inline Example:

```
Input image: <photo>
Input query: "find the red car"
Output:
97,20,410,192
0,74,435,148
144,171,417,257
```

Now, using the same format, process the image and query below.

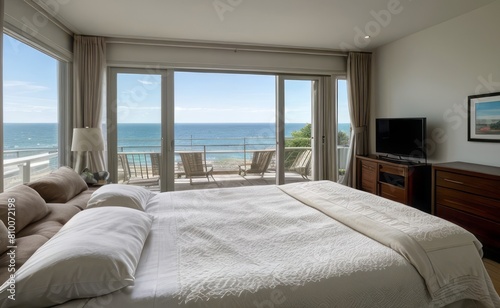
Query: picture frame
467,91,500,142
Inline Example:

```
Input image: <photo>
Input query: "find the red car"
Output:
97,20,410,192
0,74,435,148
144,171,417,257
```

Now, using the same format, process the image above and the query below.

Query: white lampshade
71,128,104,152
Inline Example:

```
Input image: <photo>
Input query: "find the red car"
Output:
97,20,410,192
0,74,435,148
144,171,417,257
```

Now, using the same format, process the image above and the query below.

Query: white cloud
4,101,55,113
175,106,231,112
117,105,161,111
137,79,160,86
4,80,49,92
3,100,57,123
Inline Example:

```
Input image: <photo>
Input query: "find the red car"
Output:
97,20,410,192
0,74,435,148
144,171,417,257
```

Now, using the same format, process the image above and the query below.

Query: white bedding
58,181,500,308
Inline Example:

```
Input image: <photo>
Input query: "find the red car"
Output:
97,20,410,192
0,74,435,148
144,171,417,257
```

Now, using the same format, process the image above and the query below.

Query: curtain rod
106,37,349,57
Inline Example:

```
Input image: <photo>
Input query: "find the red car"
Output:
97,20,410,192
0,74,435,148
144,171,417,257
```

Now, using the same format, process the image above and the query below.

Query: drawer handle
444,178,463,185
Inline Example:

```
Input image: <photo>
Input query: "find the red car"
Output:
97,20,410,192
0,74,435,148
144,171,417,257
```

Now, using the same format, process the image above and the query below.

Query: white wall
4,0,73,60
372,1,500,167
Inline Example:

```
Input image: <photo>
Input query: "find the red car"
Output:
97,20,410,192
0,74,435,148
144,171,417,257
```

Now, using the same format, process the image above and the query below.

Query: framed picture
468,91,500,142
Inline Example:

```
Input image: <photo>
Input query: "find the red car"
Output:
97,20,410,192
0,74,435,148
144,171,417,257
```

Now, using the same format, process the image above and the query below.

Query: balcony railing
3,149,59,189
3,138,350,189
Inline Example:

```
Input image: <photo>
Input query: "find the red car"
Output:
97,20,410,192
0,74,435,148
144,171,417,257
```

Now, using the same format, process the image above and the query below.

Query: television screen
376,118,427,159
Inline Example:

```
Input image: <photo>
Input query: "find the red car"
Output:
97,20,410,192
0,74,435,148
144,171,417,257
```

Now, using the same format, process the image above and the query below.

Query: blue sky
4,34,350,124
3,34,58,123
118,73,350,124
476,100,500,121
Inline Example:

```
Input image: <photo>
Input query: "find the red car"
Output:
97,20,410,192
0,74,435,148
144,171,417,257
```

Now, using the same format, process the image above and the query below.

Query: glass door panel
336,78,350,182
282,79,316,184
112,70,163,190
174,72,276,190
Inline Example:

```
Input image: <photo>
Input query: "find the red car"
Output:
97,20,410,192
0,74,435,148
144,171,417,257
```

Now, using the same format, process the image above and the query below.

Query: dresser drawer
379,164,406,177
361,179,376,194
379,182,406,204
360,160,377,194
436,205,500,254
436,170,500,199
361,160,377,173
436,187,500,223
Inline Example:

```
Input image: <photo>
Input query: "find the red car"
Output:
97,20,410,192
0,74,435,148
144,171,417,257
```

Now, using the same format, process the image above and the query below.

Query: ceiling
37,0,496,51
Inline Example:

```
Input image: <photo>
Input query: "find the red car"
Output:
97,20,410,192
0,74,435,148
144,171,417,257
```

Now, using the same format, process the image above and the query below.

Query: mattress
52,181,500,307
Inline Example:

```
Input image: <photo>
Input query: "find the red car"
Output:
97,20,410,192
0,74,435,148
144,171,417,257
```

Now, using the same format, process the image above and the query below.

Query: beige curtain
341,52,371,187
73,35,106,173
0,0,4,191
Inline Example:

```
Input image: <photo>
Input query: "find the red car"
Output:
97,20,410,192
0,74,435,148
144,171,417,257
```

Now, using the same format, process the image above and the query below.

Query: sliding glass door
107,69,326,191
277,76,321,184
280,78,317,184
107,68,169,191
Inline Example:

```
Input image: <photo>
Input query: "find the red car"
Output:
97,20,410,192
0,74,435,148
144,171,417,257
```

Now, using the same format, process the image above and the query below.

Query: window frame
1,29,71,191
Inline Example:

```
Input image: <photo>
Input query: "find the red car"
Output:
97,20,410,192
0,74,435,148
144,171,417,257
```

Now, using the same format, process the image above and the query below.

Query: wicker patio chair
289,149,312,179
118,153,160,187
179,151,215,184
238,149,275,178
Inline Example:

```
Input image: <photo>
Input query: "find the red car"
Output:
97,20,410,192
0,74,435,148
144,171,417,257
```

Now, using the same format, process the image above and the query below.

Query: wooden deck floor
142,172,309,192
174,172,308,191
175,173,307,190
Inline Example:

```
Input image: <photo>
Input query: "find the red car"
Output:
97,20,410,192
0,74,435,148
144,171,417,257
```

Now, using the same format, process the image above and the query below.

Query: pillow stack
0,206,153,307
0,178,155,307
0,185,50,284
0,166,88,285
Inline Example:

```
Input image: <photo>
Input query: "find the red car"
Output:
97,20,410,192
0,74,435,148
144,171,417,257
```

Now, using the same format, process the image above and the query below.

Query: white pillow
87,184,153,211
0,207,153,308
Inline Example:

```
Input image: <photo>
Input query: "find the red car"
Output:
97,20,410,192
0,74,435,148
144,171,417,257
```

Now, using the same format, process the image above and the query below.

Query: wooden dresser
356,155,431,213
432,162,500,261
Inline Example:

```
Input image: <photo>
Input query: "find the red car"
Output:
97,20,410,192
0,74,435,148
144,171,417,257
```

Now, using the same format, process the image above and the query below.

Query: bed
1,180,499,307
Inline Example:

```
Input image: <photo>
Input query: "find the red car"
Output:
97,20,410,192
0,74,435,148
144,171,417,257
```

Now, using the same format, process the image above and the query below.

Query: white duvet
59,181,500,308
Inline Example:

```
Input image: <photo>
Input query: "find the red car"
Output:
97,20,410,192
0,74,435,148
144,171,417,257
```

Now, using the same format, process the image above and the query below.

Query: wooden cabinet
356,155,431,213
432,162,500,261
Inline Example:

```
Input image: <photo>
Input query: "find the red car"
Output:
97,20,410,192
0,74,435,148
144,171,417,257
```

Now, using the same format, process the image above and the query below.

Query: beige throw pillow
0,185,49,232
0,221,8,254
27,166,88,203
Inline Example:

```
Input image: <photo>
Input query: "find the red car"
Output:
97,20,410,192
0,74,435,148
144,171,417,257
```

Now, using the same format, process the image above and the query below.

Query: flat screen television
375,117,427,160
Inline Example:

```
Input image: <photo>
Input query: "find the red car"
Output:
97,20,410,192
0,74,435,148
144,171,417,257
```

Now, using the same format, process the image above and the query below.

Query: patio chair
179,152,215,184
118,153,160,187
238,149,275,178
289,149,312,179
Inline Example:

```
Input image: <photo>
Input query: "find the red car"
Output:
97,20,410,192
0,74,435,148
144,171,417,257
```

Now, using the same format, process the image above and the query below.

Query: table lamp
71,127,104,172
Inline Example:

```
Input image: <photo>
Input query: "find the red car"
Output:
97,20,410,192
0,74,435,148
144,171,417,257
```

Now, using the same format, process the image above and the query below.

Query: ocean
4,123,351,158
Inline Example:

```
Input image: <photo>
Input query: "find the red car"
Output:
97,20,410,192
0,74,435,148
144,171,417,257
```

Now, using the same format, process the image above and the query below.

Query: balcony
3,138,350,190
4,149,59,189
